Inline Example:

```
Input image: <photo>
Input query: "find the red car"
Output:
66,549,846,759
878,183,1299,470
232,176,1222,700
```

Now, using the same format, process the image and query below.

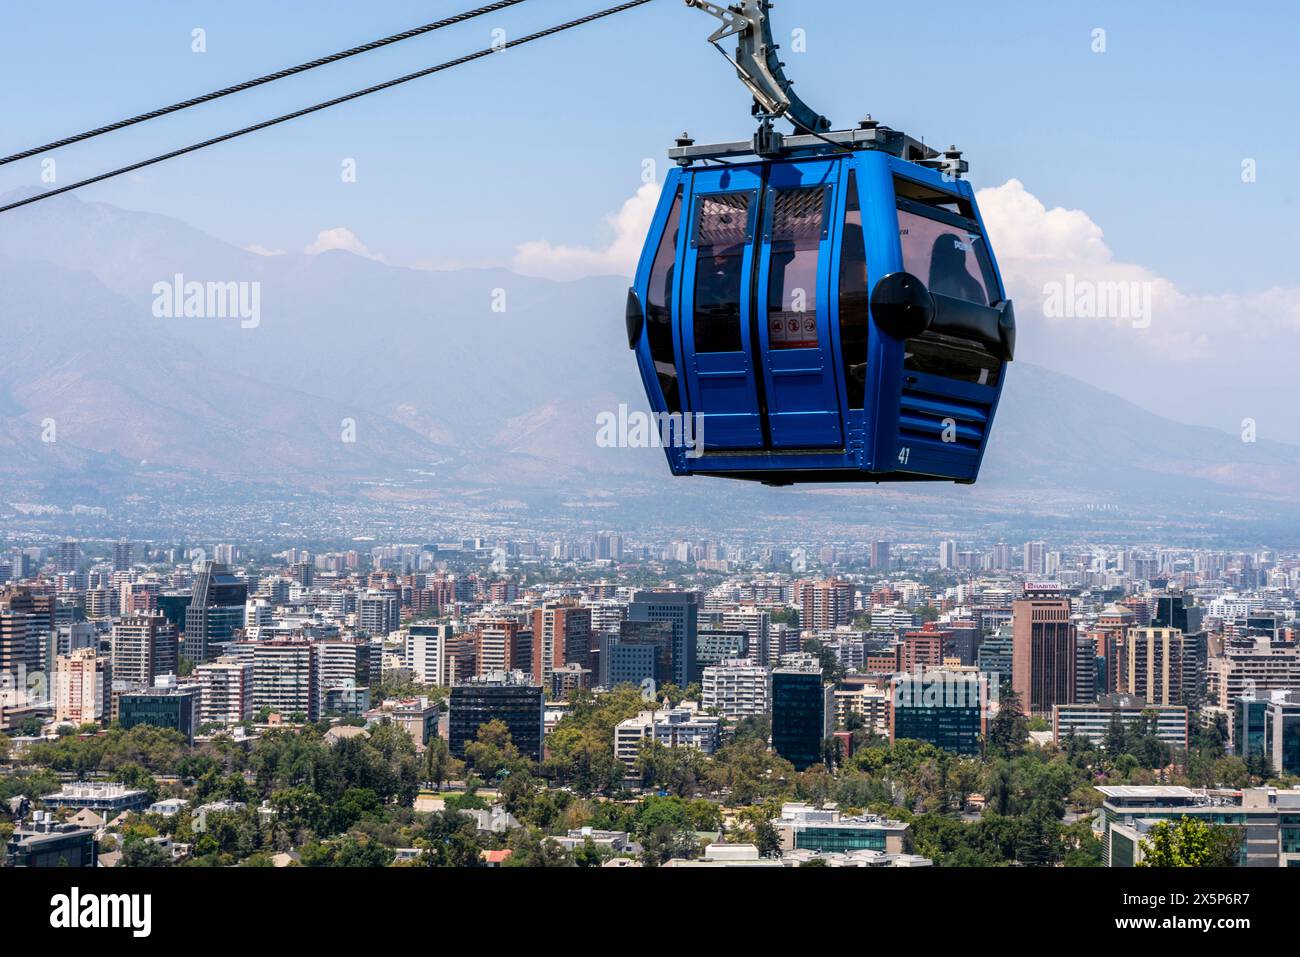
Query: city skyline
1,0,1295,925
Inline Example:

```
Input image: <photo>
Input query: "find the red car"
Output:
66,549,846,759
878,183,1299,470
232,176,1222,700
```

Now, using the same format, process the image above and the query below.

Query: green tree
332,833,395,868
986,688,1029,758
14,716,43,737
419,811,484,867
753,817,781,858
1137,818,1242,868
121,835,172,868
572,836,606,868
505,828,573,867
770,608,800,629
423,737,451,791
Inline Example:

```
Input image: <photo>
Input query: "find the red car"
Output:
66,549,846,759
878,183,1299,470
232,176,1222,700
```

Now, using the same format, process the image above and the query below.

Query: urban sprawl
2,535,1298,869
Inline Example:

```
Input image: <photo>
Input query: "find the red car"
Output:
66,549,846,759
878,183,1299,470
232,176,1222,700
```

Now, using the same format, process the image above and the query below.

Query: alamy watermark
1042,273,1153,329
151,274,261,329
596,404,706,459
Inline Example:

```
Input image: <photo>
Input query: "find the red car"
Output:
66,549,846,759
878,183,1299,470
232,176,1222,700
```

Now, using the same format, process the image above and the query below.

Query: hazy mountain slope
1,188,1297,521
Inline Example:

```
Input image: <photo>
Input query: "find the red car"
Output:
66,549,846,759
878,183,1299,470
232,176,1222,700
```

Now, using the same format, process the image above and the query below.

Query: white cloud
977,178,1300,361
974,178,1300,438
243,243,286,257
304,227,385,262
513,182,662,281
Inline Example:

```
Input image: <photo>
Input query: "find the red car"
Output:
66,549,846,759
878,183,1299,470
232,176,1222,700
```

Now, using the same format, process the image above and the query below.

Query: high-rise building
194,657,254,727
1153,593,1204,635
1119,627,1184,706
1266,694,1300,777
1094,604,1137,694
1074,634,1100,704
0,610,32,687
406,623,452,686
992,543,1012,571
1022,542,1046,576
899,625,947,674
530,603,593,685
118,684,200,744
889,670,988,756
290,561,314,587
627,591,699,686
702,660,770,719
938,540,958,570
1012,585,1076,716
119,581,159,617
54,649,110,725
696,628,750,667
1,586,55,679
870,541,892,572
184,562,248,664
314,641,369,717
448,671,544,761
1208,637,1300,711
357,590,400,638
1234,696,1271,763
56,541,79,574
771,657,832,771
470,618,519,676
111,614,179,689
112,539,133,573
586,600,629,642
598,620,673,691
796,580,855,631
613,705,722,770
252,641,316,721
722,606,772,666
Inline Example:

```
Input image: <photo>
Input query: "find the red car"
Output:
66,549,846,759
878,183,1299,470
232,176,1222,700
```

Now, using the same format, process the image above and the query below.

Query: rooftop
1095,786,1200,800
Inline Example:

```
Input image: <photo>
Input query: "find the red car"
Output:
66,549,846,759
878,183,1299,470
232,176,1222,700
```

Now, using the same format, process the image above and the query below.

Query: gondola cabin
626,126,1015,486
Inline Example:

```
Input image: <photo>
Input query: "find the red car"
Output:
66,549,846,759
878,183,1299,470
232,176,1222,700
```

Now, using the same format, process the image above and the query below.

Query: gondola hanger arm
684,0,832,133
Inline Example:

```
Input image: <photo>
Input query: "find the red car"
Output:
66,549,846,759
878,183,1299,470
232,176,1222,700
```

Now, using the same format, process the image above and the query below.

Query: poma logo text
50,887,151,938
596,404,705,459
152,273,261,329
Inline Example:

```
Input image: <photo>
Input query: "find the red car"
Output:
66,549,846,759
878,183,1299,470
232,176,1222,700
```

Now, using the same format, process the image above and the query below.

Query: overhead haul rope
0,0,533,169
0,0,655,215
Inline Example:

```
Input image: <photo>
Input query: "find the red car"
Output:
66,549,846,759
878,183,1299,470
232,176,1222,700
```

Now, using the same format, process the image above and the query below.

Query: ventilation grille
696,193,752,248
898,384,990,451
770,187,826,244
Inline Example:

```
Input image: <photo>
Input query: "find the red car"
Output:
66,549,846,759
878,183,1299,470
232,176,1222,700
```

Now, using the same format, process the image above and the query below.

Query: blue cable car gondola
626,0,1015,486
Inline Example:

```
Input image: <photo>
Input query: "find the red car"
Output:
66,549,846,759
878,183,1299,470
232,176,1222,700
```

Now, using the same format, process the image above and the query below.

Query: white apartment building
1209,638,1300,710
54,648,109,724
614,705,722,769
702,660,770,719
194,657,254,727
406,623,452,686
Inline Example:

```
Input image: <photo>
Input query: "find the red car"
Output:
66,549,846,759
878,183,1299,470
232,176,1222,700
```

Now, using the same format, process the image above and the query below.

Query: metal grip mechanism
685,0,831,134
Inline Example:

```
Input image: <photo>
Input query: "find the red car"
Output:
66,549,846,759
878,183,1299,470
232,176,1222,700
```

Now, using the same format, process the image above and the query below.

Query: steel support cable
0,0,655,215
0,0,533,168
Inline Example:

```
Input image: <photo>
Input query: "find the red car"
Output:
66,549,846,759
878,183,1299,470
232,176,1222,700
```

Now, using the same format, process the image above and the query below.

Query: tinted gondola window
896,185,1003,387
897,208,994,306
838,171,869,408
766,186,826,350
693,193,751,353
647,189,683,413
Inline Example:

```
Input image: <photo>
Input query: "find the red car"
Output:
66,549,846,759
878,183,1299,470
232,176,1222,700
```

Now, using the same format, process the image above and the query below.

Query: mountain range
1,187,1298,541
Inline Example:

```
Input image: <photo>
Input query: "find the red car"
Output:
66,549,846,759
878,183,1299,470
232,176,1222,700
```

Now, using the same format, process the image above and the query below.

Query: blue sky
2,1,1299,437
0,0,1295,289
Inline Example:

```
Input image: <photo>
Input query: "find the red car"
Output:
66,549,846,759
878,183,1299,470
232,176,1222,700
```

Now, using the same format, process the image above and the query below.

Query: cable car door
680,168,764,450
754,160,844,449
